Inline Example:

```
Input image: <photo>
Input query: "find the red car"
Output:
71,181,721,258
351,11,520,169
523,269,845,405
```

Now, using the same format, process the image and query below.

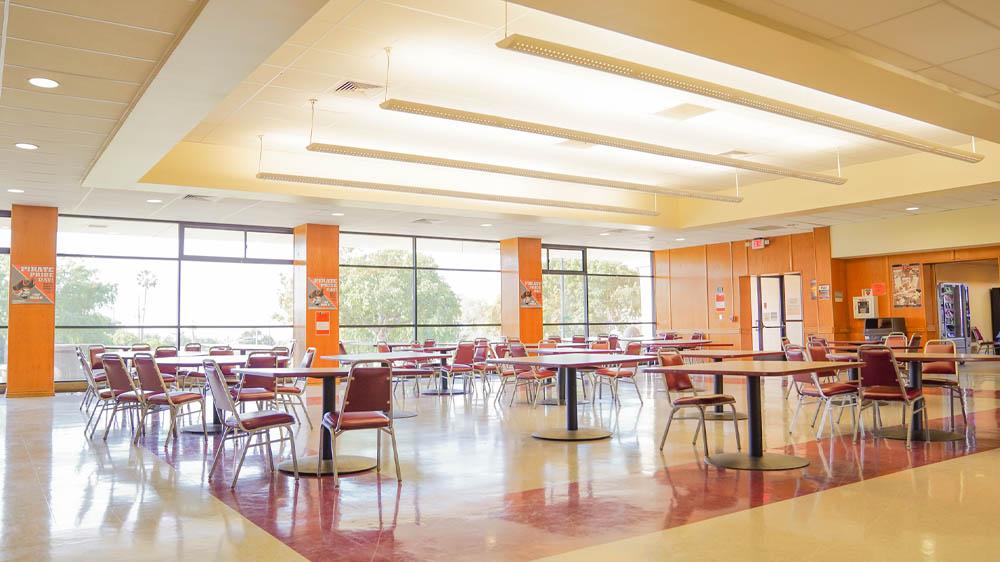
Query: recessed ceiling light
675,237,686,241
905,206,920,211
599,232,611,236
7,189,24,193
14,143,38,150
28,77,59,89
146,199,163,203
330,212,345,216
480,223,493,227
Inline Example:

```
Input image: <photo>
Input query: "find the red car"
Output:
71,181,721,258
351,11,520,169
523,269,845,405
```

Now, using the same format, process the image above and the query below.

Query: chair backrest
972,326,985,342
423,340,436,348
858,345,905,389
591,341,610,350
300,347,316,368
509,342,528,358
272,346,290,356
884,334,908,348
342,366,392,415
923,339,957,375
538,340,557,349
472,344,488,363
89,345,106,371
76,347,99,389
246,352,277,368
691,331,706,340
607,335,620,350
784,345,816,384
547,335,562,343
780,336,791,350
806,341,838,378
210,347,234,356
908,333,923,349
657,350,694,392
203,359,238,416
184,342,202,352
102,354,134,395
131,343,151,351
134,353,168,395
376,341,392,353
494,343,509,358
154,346,177,358
624,341,642,355
571,335,586,343
663,332,678,340
338,341,348,355
453,341,476,365
809,335,829,346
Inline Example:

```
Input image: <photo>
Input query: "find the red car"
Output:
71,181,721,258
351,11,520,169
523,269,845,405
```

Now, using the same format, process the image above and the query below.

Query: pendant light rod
496,33,984,164
380,98,846,185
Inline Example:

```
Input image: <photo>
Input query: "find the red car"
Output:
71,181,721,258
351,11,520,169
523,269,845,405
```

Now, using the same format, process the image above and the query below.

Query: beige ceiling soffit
497,34,983,164
256,172,659,216
306,142,742,202
380,99,845,185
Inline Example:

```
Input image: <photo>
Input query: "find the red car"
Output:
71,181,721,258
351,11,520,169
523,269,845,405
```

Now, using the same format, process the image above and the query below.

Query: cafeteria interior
3,1,1000,561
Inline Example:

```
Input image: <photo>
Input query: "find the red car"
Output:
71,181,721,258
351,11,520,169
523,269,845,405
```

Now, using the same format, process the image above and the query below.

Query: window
0,215,10,384
543,245,654,339
54,218,293,381
340,234,501,352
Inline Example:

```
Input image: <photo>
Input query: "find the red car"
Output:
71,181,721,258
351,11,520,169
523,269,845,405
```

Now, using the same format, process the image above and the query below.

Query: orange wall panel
668,245,709,333
500,238,542,343
747,234,792,275
705,243,738,343
293,224,339,367
7,205,57,397
653,249,670,332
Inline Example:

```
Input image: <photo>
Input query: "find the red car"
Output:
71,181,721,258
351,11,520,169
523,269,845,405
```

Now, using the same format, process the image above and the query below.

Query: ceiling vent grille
749,225,784,231
182,194,221,202
411,218,444,225
333,80,384,97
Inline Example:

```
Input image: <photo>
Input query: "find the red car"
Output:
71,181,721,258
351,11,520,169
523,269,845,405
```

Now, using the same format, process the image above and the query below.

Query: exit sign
749,238,769,250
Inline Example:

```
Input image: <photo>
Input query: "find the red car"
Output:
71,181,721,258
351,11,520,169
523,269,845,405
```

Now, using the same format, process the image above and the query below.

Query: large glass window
543,245,654,339
54,218,293,381
340,234,501,351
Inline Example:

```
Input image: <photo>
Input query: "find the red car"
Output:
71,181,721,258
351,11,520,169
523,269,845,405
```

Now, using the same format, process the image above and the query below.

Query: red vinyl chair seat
276,385,303,394
800,382,857,397
673,394,735,406
594,367,636,377
148,391,202,406
322,410,391,430
517,370,554,380
225,410,295,431
116,390,154,403
94,374,107,383
442,364,473,373
393,367,434,377
922,377,960,387
862,386,922,401
232,388,276,401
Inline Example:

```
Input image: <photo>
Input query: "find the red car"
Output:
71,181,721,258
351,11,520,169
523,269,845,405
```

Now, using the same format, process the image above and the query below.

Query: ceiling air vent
655,103,714,120
717,150,752,158
749,225,784,232
182,194,221,203
411,218,444,225
333,80,384,97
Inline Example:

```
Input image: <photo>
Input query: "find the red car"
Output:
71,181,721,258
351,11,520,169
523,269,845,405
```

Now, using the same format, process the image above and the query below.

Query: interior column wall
500,238,543,343
293,223,340,367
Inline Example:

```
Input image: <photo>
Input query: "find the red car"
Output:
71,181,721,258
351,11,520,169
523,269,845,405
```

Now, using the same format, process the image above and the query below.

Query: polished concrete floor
3,366,1000,561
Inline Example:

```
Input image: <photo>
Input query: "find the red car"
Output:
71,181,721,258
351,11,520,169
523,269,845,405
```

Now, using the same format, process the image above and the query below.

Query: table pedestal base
874,426,964,442
181,423,224,434
531,427,611,441
537,398,591,406
391,411,418,419
708,452,809,471
278,454,376,476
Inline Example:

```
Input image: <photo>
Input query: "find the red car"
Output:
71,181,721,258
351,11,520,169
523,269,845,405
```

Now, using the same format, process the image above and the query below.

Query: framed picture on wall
853,295,877,319
892,264,922,307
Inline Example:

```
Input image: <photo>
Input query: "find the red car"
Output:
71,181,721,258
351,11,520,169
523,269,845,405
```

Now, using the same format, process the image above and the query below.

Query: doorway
748,273,803,351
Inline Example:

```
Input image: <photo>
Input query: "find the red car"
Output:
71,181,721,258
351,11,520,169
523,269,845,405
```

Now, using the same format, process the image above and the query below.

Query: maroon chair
232,352,277,407
855,345,926,449
594,341,645,404
571,335,586,344
153,346,179,387
277,347,316,427
338,341,348,355
883,333,908,349
319,365,399,487
691,332,706,340
78,347,111,436
131,343,151,351
657,351,740,456
607,334,620,351
134,353,205,443
922,340,967,426
184,342,202,352
496,342,532,404
88,345,107,380
205,359,298,489
471,343,497,395
272,345,291,368
440,341,476,393
806,341,841,382
100,354,150,441
656,349,698,405
786,345,857,438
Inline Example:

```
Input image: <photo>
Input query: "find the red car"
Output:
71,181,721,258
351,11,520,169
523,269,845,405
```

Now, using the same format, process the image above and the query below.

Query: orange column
653,249,670,333
7,205,58,397
500,237,543,343
293,224,339,367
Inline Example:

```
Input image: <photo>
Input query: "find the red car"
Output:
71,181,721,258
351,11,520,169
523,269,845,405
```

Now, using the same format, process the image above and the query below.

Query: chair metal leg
209,427,232,479
692,416,704,446
102,403,119,441
659,407,678,450
816,401,831,439
730,403,741,451
231,433,253,489
902,403,912,450
331,431,340,488
389,428,401,482
376,429,383,473
697,407,710,458
789,394,805,434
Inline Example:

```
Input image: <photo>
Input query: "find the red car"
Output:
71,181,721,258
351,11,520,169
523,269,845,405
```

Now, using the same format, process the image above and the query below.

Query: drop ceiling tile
268,68,342,93
857,4,1000,65
311,26,394,58
245,64,285,85
3,65,139,104
830,33,932,71
293,48,382,83
949,0,1000,28
941,48,1000,89
723,0,848,38
918,66,997,97
4,37,155,83
264,44,307,67
339,0,493,46
0,88,125,119
14,0,198,33
286,15,337,47
771,0,936,31
0,106,115,134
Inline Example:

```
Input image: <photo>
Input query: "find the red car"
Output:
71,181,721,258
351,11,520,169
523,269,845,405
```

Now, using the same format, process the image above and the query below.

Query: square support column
293,224,339,367
500,237,543,343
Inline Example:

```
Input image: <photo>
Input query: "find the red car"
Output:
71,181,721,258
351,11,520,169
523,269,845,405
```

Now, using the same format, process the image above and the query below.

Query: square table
653,360,863,470
826,350,1000,442
232,366,366,476
488,353,656,441
647,349,786,421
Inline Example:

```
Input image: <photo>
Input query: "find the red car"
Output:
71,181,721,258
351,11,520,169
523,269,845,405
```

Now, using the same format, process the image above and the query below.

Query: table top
155,354,259,366
233,367,348,378
828,351,1000,363
652,360,864,377
642,339,713,347
488,353,657,368
322,351,452,363
678,349,786,360
533,347,616,355
828,344,917,351
828,340,881,345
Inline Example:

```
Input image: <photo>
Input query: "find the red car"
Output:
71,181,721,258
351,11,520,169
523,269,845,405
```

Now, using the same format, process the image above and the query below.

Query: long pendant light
380,99,846,185
497,34,983,164
256,172,659,216
306,142,743,203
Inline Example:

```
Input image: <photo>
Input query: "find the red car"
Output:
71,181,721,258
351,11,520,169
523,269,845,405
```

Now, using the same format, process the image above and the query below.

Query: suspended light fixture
306,142,743,203
496,34,983,164
256,172,659,216
379,99,845,185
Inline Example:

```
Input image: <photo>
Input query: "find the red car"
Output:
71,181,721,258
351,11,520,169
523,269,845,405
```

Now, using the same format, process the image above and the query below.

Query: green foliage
544,259,645,333
55,260,118,344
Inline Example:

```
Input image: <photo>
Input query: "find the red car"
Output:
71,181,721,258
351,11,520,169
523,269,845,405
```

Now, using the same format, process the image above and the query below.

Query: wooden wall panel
668,245,709,334
747,234,792,275
790,232,819,336
293,224,339,367
653,249,670,332
705,243,739,345
7,205,57,397
813,227,836,337
500,238,542,343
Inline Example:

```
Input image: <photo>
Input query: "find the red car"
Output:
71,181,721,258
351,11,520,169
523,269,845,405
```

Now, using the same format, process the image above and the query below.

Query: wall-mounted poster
817,284,831,300
853,295,877,319
714,287,726,312
10,264,55,305
892,264,922,308
519,279,542,308
307,277,339,310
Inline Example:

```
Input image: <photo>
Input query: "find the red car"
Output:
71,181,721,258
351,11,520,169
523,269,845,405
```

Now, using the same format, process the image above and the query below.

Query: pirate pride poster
10,264,55,305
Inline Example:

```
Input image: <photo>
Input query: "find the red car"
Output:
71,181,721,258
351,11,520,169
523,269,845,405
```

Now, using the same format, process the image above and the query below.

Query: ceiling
1,0,998,253
0,0,202,206
713,0,1000,103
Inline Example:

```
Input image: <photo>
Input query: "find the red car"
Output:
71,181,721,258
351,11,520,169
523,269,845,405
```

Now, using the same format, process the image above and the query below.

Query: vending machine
939,283,971,353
